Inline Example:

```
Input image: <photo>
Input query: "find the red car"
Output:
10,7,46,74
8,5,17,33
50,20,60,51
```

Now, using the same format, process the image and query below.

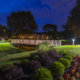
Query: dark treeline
0,0,80,41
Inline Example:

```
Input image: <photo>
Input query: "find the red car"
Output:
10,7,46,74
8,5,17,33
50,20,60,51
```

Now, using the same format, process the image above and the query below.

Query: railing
11,39,61,46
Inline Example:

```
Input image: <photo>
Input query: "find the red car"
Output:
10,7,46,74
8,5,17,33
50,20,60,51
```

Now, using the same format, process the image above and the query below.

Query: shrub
59,58,71,69
38,42,50,51
2,64,24,80
32,55,39,60
50,61,65,76
59,76,64,80
30,51,45,60
70,69,75,75
29,60,41,72
47,49,59,61
70,76,76,80
0,62,14,70
64,73,70,80
32,67,53,80
39,54,52,66
20,59,30,74
59,51,73,57
75,72,80,79
20,59,29,64
64,55,73,62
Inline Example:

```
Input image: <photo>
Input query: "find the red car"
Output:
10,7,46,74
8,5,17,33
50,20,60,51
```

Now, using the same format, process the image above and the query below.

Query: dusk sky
0,0,76,32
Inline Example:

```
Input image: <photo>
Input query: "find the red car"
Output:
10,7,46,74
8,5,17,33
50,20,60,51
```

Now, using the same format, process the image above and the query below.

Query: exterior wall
12,34,49,40
11,39,61,46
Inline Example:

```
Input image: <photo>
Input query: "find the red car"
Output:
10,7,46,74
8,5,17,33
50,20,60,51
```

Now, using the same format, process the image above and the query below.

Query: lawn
0,42,24,54
0,42,37,65
54,45,80,55
0,43,80,65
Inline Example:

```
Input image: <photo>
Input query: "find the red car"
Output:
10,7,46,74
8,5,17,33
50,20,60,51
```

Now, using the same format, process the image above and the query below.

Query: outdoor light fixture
72,39,75,45
2,38,4,42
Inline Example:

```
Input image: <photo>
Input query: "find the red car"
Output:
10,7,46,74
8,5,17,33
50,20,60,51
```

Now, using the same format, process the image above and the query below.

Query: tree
7,11,37,36
61,25,74,40
0,25,8,38
66,0,80,39
43,24,57,32
43,24,59,39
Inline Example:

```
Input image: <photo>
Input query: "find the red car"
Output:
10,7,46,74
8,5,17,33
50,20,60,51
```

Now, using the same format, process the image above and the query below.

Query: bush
47,49,59,61
38,42,50,51
64,55,73,62
70,76,76,80
59,76,64,80
0,62,14,70
32,67,53,80
29,60,41,72
20,59,29,64
50,61,65,76
39,54,52,66
32,55,39,60
20,59,30,74
59,58,71,69
3,64,24,80
59,51,73,57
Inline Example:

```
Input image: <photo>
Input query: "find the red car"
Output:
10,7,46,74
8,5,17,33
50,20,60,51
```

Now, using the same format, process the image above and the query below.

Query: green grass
0,42,37,65
0,42,24,54
0,50,37,65
0,43,80,66
54,45,80,55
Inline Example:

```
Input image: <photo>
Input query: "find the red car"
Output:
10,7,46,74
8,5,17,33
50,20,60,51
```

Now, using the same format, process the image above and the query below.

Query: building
12,33,49,40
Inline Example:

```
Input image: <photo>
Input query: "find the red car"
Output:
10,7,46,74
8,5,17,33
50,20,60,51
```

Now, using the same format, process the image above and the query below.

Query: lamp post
72,39,75,45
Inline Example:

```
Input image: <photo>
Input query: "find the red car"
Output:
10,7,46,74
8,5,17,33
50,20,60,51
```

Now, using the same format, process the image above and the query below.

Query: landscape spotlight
72,39,75,45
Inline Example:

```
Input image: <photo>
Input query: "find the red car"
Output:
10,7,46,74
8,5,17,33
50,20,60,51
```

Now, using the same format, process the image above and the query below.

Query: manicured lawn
54,45,80,55
0,50,37,65
0,43,80,65
0,42,37,64
0,42,24,55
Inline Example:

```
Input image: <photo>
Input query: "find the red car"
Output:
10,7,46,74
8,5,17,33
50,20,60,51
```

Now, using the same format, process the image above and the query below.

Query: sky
0,0,76,32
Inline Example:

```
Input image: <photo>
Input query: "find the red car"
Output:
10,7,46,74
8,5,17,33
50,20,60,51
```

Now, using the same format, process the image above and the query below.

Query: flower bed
0,48,77,80
17,46,37,51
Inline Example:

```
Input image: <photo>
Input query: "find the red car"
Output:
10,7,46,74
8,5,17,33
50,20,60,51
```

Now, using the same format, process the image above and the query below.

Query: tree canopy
66,0,80,39
7,11,37,36
43,24,57,32
43,24,59,39
0,25,8,37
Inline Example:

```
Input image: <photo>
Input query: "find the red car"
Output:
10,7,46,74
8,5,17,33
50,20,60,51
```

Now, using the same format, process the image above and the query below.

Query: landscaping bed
0,48,76,80
0,43,80,80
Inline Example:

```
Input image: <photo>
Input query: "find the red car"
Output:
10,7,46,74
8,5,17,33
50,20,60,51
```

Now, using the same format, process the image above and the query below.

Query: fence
11,39,61,46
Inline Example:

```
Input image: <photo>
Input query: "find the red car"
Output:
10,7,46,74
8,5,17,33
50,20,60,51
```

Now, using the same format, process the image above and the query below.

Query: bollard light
72,39,75,45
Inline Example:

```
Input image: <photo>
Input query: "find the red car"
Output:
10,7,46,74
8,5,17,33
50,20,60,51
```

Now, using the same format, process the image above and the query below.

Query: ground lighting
72,39,75,45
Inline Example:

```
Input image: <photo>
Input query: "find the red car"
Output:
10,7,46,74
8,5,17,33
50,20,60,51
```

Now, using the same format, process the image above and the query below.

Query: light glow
72,39,75,45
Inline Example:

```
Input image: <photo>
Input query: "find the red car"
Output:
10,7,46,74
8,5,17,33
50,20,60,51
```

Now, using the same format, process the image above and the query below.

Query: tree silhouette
7,11,37,36
0,25,8,38
43,24,59,39
43,24,57,32
66,0,80,39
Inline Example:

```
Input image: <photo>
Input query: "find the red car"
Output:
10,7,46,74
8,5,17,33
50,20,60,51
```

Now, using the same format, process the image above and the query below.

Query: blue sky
0,0,76,31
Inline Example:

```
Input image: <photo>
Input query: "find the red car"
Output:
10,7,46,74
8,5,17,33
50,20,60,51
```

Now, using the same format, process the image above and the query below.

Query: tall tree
66,0,80,39
0,24,8,38
43,24,59,39
62,25,74,40
7,11,37,36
